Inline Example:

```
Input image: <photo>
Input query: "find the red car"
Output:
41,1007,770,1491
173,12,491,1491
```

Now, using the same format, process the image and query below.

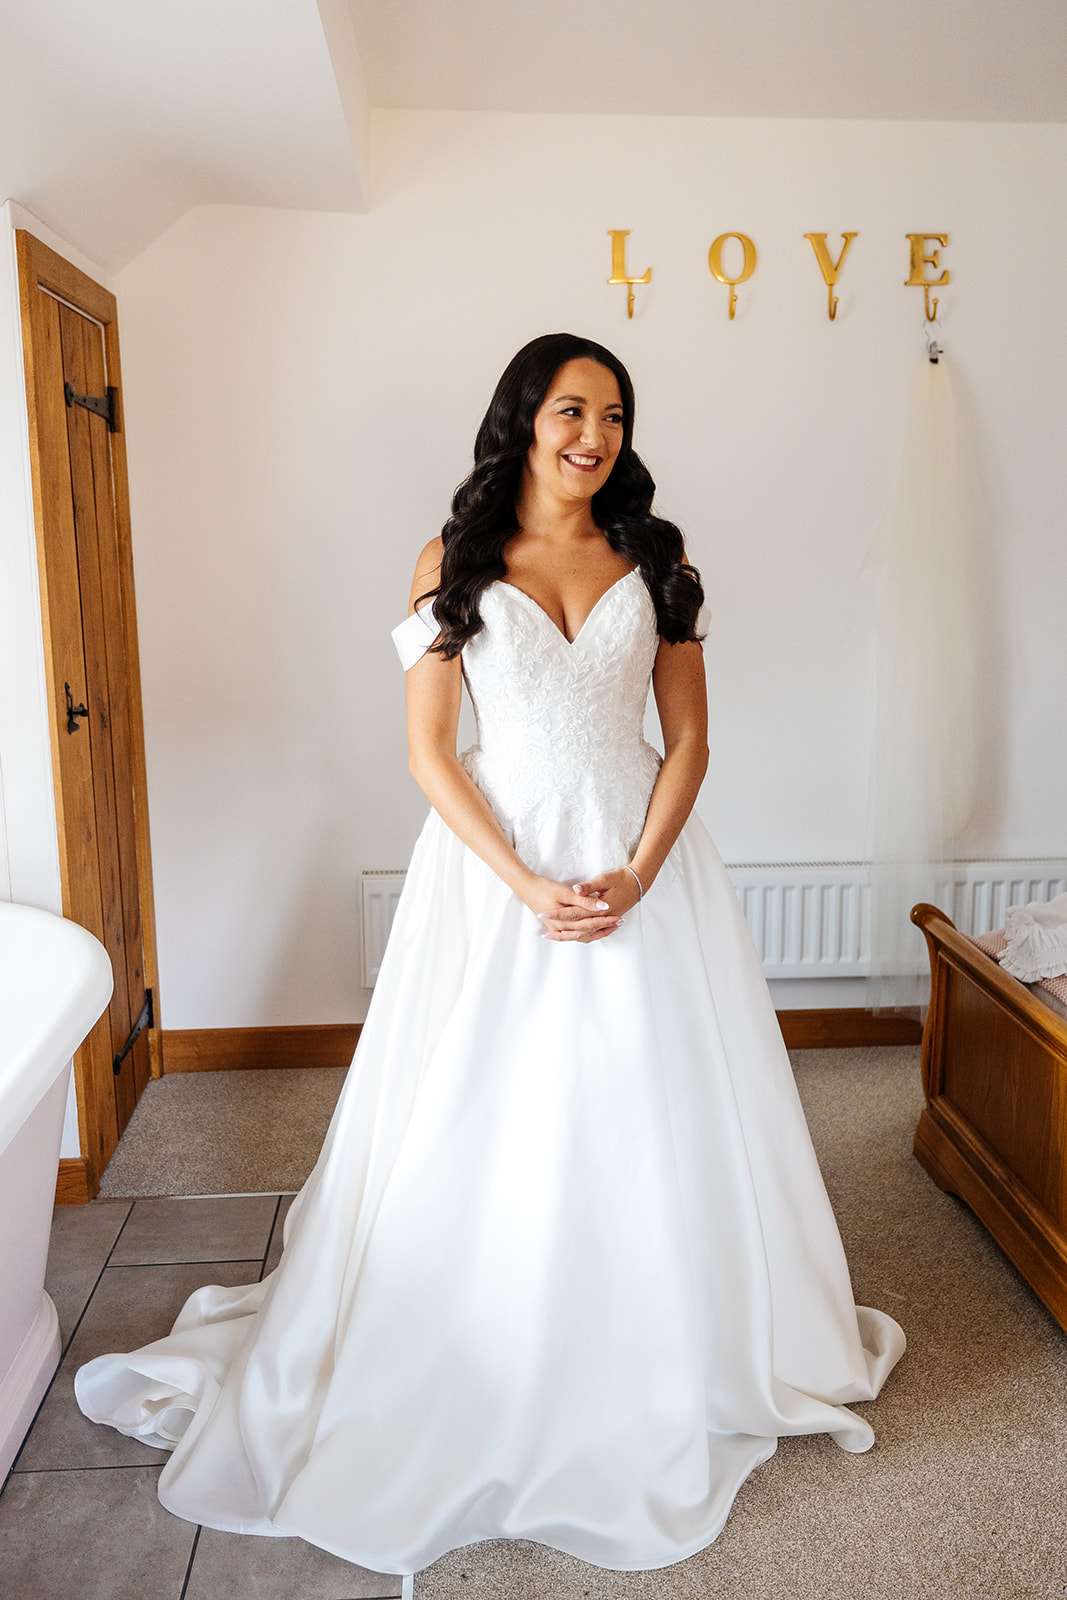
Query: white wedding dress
76,570,905,1574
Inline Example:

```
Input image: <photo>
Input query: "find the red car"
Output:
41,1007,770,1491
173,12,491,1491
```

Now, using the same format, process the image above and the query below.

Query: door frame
16,229,162,1199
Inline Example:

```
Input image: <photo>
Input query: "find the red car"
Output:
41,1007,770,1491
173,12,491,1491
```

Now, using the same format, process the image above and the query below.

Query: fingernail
596,900,609,910
572,885,583,893
538,912,549,919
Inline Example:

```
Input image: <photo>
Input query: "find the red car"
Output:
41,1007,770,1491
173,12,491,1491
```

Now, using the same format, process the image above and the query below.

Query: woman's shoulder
415,535,444,572
408,537,444,614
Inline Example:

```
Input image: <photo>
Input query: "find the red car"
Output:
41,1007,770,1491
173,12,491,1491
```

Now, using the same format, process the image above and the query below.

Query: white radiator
360,871,408,987
362,860,1067,986
728,864,872,980
942,864,1067,942
728,859,1067,979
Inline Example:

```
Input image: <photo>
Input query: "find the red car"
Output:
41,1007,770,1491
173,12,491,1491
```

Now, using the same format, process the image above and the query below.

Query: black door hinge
64,380,118,433
114,988,154,1076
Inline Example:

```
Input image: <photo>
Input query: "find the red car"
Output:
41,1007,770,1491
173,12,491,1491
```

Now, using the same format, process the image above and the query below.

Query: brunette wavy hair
421,333,704,657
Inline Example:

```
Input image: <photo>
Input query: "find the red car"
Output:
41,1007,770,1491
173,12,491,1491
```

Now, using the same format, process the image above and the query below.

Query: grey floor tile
187,1525,403,1599
16,1259,255,1472
0,1465,195,1600
261,1193,296,1278
110,1194,278,1265
45,1200,133,1347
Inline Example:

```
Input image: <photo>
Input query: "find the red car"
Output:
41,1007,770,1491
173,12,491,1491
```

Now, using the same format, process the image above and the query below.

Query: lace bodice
393,569,662,880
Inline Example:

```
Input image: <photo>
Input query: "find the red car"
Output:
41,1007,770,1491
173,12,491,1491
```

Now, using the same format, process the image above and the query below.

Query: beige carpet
98,1067,347,1196
96,1048,1067,1597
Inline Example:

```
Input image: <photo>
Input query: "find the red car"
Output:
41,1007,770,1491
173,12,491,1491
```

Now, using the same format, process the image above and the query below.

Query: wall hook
606,230,652,319
708,233,758,322
906,233,949,327
804,233,857,322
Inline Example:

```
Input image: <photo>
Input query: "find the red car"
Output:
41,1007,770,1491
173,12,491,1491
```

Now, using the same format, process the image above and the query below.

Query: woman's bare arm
630,637,709,889
403,541,619,936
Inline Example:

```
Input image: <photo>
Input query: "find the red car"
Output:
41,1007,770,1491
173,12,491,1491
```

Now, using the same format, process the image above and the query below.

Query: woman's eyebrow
551,393,622,408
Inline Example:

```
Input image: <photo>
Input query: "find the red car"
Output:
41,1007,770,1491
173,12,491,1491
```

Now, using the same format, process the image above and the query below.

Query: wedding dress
76,569,905,1574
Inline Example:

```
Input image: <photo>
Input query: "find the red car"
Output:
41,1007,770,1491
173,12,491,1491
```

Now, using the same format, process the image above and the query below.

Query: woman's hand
521,869,642,942
570,868,643,923
519,877,626,943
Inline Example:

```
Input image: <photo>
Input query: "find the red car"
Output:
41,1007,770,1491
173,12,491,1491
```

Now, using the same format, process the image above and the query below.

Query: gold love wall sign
607,230,950,322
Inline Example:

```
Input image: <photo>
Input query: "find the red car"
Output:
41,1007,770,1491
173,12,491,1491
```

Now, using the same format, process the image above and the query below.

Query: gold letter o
708,233,758,286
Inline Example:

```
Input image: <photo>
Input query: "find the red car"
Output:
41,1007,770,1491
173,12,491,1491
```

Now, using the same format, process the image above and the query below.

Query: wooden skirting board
55,1156,93,1206
159,1010,920,1074
163,1024,363,1073
777,1008,922,1049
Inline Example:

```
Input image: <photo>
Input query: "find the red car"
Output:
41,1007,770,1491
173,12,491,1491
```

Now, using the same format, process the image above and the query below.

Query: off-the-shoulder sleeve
391,604,441,671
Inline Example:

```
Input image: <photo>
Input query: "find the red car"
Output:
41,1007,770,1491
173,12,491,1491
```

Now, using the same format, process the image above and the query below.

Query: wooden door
17,231,160,1201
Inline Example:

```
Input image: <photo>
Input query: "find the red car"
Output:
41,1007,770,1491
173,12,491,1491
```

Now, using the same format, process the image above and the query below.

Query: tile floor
0,1195,404,1600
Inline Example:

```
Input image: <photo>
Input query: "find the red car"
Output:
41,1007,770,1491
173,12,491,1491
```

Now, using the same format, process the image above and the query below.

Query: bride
76,332,905,1576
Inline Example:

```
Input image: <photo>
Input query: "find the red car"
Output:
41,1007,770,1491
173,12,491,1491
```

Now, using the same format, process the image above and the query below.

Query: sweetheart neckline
493,568,641,646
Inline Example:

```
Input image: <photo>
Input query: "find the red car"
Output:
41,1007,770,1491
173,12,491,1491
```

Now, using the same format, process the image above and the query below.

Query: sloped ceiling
0,0,366,271
1,0,1064,272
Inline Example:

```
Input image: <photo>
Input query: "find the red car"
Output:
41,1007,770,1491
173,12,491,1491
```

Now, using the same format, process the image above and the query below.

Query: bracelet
624,865,644,900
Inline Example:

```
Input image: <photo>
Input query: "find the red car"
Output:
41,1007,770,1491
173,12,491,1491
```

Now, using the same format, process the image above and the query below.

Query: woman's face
524,359,625,502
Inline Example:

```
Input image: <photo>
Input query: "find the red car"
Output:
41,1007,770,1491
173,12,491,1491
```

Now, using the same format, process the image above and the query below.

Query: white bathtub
0,903,112,1478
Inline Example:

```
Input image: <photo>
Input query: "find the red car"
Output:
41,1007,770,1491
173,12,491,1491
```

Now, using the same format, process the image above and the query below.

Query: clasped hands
523,868,643,943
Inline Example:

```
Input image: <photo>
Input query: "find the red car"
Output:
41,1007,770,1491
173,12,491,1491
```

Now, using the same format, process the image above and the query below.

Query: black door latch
64,682,90,733
114,990,154,1076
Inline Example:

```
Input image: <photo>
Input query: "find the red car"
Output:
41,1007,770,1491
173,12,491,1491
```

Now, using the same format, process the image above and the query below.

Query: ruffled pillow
998,892,1067,983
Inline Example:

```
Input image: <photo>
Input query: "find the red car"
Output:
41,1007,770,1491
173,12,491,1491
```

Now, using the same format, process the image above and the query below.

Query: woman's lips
562,453,602,472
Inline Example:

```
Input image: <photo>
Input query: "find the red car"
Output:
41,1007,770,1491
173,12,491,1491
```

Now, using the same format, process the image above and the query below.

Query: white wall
0,205,59,912
113,111,1067,1028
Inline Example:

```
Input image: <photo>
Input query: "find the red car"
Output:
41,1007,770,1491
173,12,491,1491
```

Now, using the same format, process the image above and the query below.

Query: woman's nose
580,415,603,447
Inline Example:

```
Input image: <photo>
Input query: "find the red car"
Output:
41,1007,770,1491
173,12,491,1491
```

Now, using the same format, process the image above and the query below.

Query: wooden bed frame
912,903,1067,1333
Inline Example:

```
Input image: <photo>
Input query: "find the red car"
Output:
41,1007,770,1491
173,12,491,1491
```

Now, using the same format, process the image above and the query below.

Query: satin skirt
75,812,904,1573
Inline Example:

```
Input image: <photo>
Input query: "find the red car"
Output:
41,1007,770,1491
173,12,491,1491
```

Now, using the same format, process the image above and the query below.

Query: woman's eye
606,414,623,426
